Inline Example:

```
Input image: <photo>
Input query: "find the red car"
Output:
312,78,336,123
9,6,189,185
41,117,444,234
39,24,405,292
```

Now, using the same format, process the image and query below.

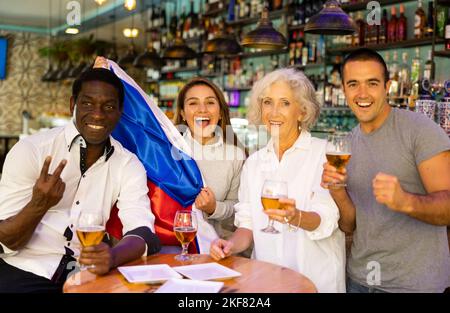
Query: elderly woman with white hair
209,68,346,292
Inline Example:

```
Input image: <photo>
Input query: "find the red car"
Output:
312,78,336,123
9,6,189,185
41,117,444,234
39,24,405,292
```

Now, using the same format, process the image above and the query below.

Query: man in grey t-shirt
321,48,450,293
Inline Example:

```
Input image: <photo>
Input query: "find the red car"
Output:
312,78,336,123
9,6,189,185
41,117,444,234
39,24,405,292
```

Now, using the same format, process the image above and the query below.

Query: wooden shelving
292,63,326,70
224,86,252,92
341,0,416,12
160,66,199,74
434,50,450,58
226,7,288,27
288,24,305,32
327,38,444,54
225,48,288,59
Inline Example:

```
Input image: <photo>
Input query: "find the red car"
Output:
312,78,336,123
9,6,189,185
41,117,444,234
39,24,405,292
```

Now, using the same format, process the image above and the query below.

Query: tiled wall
0,31,71,135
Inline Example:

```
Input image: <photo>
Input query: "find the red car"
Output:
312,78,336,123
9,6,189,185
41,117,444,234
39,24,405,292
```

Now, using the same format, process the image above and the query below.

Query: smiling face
342,60,391,133
70,80,122,147
181,84,221,144
260,80,304,143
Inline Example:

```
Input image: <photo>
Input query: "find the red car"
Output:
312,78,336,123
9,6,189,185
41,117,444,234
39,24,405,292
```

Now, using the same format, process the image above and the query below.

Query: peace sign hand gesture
31,156,67,213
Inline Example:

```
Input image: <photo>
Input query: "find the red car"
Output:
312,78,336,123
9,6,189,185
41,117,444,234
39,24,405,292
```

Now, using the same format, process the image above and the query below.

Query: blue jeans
346,277,388,293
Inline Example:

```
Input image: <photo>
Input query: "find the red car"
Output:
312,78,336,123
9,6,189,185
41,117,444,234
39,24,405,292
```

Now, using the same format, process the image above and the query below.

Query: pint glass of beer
325,133,352,188
76,209,106,270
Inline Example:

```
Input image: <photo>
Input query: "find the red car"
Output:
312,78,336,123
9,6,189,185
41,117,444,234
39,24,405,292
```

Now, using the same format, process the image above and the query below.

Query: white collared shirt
235,130,346,293
0,122,156,280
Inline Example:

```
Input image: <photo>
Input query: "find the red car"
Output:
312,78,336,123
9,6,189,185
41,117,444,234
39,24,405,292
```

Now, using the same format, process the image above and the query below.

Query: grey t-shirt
347,108,450,293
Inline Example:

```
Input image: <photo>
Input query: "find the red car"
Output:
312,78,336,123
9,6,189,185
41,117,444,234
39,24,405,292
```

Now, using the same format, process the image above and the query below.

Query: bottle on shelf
296,31,306,65
436,5,447,38
425,0,434,37
356,11,366,46
396,4,407,41
410,47,422,97
366,13,377,45
179,6,187,39
378,8,388,44
414,0,427,39
446,9,450,50
388,6,397,43
388,51,399,104
161,6,167,29
398,52,410,99
191,1,200,39
228,0,236,22
169,11,178,36
148,5,154,29
289,30,297,66
423,49,435,81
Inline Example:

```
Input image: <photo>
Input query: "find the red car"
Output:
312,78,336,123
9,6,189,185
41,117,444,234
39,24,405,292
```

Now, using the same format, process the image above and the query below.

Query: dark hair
341,48,389,85
174,77,247,155
72,68,125,108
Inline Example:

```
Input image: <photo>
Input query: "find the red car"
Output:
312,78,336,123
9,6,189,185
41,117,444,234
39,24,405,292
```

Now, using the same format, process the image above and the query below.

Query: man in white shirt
0,68,160,292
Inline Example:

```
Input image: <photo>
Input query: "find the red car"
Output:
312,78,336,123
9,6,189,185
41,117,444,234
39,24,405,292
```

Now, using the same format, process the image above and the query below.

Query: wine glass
76,209,105,270
261,180,288,234
325,133,352,188
173,210,198,261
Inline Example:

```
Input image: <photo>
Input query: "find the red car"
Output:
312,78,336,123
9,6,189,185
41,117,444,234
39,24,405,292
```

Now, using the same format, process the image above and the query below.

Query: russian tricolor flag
103,59,219,253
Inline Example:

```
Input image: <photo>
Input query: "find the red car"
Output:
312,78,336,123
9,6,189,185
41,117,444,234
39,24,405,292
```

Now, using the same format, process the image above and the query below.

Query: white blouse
235,130,346,293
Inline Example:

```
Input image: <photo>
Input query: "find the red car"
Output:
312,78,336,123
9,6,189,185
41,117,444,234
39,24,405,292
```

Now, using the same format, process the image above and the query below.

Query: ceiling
0,0,167,48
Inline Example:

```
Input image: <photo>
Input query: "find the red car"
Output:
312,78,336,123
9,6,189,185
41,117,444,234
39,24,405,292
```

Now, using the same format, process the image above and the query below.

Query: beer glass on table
76,209,105,270
261,180,288,234
325,133,352,188
173,210,198,261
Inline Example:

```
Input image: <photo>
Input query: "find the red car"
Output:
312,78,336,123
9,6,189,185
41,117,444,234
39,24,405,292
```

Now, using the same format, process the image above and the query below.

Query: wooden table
63,254,317,293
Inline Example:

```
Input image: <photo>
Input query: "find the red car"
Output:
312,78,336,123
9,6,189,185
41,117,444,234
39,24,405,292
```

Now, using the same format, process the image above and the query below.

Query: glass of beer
261,180,288,234
76,209,105,270
173,210,198,261
325,133,352,188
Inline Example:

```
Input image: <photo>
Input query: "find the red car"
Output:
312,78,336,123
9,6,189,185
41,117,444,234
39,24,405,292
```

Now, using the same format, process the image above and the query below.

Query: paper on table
155,278,224,293
118,264,183,284
172,262,242,281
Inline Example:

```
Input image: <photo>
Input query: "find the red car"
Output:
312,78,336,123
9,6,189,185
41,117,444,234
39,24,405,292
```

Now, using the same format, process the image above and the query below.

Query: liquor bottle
379,8,388,44
148,6,153,29
398,52,410,97
436,6,447,38
423,50,435,81
289,30,297,65
356,11,366,46
396,4,407,41
411,48,422,86
446,9,450,50
228,0,236,22
161,6,167,29
179,6,186,38
365,16,376,44
414,0,427,39
169,11,178,35
388,6,397,42
425,1,434,37
190,1,199,38
309,38,317,63
301,42,308,66
388,51,399,102
296,31,305,65
186,0,195,39
272,0,283,10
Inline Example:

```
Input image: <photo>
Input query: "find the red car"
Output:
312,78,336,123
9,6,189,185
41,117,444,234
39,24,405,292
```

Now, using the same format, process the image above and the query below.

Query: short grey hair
248,67,321,131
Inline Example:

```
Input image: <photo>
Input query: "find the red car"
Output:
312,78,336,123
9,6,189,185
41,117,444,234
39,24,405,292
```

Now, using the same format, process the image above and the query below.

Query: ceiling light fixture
124,0,136,11
65,27,79,35
123,28,139,38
